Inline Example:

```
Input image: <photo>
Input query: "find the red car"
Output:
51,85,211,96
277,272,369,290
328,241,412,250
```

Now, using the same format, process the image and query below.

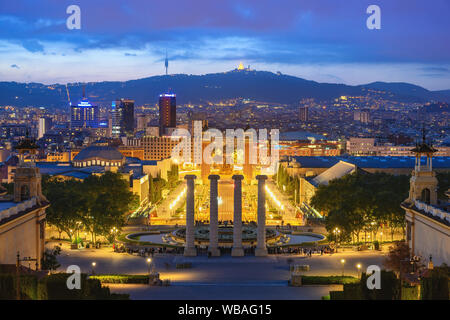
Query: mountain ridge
0,70,448,109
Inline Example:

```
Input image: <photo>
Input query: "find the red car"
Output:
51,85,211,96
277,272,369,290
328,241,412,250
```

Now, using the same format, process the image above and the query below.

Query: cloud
419,67,450,73
22,39,44,52
124,52,137,56
10,64,20,69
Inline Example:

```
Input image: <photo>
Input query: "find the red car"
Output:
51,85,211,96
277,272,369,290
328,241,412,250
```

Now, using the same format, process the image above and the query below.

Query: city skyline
0,0,449,90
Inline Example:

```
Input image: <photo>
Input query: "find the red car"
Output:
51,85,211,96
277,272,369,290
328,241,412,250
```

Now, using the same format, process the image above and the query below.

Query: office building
159,93,176,135
112,99,135,137
299,106,309,122
70,96,99,129
38,117,52,139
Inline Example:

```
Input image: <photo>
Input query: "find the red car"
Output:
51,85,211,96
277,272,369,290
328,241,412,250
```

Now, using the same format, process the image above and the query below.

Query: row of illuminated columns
183,174,268,257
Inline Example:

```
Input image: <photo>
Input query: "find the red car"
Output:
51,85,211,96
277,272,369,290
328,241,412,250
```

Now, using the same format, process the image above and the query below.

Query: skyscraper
38,117,52,139
70,97,99,129
159,93,176,135
112,99,135,137
299,106,309,122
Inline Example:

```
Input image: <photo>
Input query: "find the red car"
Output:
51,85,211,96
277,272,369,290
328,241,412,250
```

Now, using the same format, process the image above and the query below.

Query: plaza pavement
51,242,387,300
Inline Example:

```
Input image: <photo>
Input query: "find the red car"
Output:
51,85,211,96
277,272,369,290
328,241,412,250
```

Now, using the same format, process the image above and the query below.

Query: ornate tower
407,131,438,205
13,136,46,204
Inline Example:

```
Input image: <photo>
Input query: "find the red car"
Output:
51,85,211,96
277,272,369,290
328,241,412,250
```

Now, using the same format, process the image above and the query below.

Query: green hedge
329,291,344,300
421,269,449,300
330,271,401,300
90,274,149,284
301,275,359,285
0,274,37,300
0,272,129,300
402,286,420,300
360,270,401,300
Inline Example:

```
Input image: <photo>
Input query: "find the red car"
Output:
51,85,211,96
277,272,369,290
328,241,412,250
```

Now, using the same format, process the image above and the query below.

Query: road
52,242,386,300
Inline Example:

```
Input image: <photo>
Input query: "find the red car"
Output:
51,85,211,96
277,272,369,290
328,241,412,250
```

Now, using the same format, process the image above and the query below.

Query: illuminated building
159,93,176,135
112,99,135,136
70,95,99,129
0,138,49,270
299,106,308,122
141,136,180,161
38,117,52,139
402,139,450,266
72,142,125,168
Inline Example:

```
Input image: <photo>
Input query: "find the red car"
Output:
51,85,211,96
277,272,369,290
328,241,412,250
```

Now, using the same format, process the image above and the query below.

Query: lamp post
333,228,340,253
340,259,345,277
356,263,362,279
147,258,152,275
91,262,96,275
16,252,38,300
110,227,118,243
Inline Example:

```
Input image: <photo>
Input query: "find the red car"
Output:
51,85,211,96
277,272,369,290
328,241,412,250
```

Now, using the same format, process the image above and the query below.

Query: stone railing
415,200,450,224
0,197,37,222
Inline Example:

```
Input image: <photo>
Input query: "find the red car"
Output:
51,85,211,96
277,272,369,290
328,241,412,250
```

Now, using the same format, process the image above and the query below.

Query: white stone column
208,174,220,257
184,175,197,256
255,175,268,256
231,175,244,256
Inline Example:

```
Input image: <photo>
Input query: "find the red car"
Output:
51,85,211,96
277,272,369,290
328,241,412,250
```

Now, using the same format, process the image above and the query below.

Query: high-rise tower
159,93,176,135
112,99,135,136
70,86,99,129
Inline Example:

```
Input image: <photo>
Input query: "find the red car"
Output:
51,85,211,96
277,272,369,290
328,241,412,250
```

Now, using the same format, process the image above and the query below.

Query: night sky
1,0,449,90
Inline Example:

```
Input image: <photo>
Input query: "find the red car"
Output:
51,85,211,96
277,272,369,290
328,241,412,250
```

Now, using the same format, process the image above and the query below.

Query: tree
41,246,61,272
42,176,85,241
383,241,412,275
311,172,409,244
43,172,137,245
82,172,137,243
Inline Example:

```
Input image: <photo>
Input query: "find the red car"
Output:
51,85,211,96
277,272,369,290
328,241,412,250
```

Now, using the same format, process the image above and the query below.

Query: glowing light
265,185,284,210
169,187,187,210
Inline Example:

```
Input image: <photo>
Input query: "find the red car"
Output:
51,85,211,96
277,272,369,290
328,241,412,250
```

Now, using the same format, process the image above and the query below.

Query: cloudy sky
0,0,449,90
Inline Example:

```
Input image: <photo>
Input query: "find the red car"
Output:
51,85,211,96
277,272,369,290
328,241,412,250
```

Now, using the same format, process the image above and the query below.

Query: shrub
301,275,359,285
0,274,37,300
38,273,119,300
360,270,401,300
90,274,149,284
329,291,344,300
401,286,420,300
421,267,449,300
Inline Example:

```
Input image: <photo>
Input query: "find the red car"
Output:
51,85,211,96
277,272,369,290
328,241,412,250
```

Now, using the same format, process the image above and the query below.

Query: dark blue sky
1,0,449,90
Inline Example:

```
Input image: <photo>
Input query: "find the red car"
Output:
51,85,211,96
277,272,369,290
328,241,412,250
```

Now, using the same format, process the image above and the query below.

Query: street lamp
91,262,96,275
147,258,152,275
333,228,341,253
356,263,362,278
340,259,345,277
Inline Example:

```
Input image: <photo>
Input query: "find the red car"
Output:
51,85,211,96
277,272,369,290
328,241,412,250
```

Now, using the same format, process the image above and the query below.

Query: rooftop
290,156,450,169
310,161,357,187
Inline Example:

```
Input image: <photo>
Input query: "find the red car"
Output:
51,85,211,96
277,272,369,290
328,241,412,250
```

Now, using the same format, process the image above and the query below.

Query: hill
0,69,448,109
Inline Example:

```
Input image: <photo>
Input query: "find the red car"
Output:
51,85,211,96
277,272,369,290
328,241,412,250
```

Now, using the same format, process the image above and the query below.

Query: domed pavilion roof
73,145,124,162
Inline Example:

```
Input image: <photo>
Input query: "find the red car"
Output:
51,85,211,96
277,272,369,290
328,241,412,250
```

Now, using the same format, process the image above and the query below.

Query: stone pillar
184,175,197,256
255,175,268,256
231,175,244,256
208,175,220,257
